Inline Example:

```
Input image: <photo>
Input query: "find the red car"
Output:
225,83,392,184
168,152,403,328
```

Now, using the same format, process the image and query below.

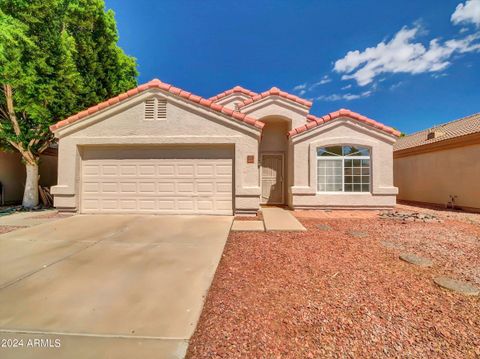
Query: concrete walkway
262,207,306,231
0,214,232,359
231,220,265,232
0,209,59,228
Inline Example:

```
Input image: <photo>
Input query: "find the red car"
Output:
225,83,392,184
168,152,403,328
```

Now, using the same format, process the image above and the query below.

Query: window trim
316,145,371,194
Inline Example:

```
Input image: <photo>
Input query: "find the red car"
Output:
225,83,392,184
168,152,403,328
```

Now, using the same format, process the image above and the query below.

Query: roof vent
426,129,444,140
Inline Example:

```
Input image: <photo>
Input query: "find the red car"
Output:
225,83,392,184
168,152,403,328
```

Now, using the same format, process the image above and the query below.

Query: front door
261,153,284,204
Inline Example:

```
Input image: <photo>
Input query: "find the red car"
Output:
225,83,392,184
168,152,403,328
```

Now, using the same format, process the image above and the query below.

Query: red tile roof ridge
50,79,265,132
237,86,313,109
208,86,258,101
288,108,401,138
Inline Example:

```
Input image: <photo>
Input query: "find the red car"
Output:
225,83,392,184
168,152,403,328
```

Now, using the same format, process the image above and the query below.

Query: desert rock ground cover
187,206,480,358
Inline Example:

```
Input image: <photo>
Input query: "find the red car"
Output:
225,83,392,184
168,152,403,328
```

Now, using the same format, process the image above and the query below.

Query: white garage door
80,147,233,215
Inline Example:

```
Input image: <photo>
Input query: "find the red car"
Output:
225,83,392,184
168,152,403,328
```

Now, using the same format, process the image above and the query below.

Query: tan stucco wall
394,143,480,210
52,89,261,213
0,151,25,204
39,154,58,188
290,117,398,209
0,151,57,204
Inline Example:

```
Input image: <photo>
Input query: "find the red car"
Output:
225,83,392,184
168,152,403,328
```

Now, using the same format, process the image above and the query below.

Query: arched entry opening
259,116,291,205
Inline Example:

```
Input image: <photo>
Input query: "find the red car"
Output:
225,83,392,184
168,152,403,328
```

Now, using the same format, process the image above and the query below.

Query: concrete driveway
0,215,232,359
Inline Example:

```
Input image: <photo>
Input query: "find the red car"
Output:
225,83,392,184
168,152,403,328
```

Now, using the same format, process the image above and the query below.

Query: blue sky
105,0,480,134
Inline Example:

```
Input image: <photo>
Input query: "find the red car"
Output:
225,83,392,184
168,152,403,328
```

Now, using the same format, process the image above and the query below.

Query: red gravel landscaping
187,206,480,358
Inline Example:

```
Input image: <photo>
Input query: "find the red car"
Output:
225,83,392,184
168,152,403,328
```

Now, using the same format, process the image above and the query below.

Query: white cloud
389,81,404,90
293,75,331,95
312,75,332,87
316,90,372,101
293,83,307,91
451,0,480,27
341,84,352,90
334,25,480,86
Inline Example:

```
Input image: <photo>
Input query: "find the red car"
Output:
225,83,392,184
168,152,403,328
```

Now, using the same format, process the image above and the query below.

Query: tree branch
38,140,50,154
3,84,21,136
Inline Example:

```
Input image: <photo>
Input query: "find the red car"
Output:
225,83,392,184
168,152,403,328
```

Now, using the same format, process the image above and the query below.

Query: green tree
0,0,137,208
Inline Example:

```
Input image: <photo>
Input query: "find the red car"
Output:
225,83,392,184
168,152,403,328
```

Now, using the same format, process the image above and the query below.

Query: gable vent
144,99,155,120
144,98,167,120
157,98,167,119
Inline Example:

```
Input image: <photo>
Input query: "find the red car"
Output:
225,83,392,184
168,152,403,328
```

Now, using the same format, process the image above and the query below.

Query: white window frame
316,146,371,194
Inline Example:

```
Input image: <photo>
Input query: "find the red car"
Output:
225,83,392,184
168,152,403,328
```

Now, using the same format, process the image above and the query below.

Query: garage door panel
81,149,233,214
216,164,232,176
101,182,119,193
120,182,137,193
157,182,175,194
101,165,118,176
138,182,156,193
198,200,214,210
216,182,233,194
158,165,175,176
139,165,155,176
83,199,99,210
83,165,100,176
158,200,175,210
120,165,136,175
119,199,136,210
82,182,100,193
216,199,234,210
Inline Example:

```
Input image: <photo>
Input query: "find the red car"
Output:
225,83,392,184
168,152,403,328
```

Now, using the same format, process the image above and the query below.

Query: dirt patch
30,212,73,220
187,208,480,358
0,226,26,235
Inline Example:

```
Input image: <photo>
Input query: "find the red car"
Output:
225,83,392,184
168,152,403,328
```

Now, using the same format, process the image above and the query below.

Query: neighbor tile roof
237,87,312,109
209,86,258,101
288,109,401,138
50,79,265,131
394,113,480,151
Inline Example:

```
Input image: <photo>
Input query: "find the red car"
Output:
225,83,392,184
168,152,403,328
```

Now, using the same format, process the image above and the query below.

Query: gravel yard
187,206,480,358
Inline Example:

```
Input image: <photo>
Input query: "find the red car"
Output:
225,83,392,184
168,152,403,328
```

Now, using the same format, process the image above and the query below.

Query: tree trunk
23,163,39,208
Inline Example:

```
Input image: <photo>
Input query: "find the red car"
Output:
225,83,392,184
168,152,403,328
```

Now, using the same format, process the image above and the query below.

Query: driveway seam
0,217,145,291
0,329,188,341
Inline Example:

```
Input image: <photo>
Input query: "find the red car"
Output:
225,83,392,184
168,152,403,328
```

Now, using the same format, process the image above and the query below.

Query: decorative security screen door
261,154,284,204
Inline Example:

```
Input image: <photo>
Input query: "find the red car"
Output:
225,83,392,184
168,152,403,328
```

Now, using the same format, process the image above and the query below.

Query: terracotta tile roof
50,79,265,132
394,113,480,151
209,86,258,101
288,109,401,138
237,87,312,109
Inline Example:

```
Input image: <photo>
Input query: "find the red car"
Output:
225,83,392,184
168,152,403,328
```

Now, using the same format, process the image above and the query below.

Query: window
317,145,370,193
144,98,167,120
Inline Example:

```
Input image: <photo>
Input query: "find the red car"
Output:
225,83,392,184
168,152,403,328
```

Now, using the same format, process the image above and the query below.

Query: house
0,148,58,205
49,78,400,215
394,113,480,212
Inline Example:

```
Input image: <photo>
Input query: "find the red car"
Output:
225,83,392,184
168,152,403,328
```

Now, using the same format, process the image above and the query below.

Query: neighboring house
0,147,58,205
394,113,480,212
49,78,400,215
